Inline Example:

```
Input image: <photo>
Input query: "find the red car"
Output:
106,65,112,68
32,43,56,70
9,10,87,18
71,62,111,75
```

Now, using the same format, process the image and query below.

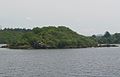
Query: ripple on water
0,48,120,77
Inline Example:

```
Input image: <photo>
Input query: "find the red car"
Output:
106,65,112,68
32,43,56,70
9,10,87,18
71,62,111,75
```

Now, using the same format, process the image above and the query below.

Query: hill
0,26,97,49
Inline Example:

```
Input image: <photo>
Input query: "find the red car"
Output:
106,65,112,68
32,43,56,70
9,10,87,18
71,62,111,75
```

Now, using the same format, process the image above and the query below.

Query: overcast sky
0,0,119,35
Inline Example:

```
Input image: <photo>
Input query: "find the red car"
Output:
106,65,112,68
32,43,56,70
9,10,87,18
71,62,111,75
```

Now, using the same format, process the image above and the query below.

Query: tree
104,31,111,38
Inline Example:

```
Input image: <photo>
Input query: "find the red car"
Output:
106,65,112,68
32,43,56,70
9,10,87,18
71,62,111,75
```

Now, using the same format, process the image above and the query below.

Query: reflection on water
0,47,120,77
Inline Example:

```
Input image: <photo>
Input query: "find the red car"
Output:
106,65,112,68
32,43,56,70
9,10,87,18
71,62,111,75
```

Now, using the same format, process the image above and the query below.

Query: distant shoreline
0,44,119,49
97,44,119,47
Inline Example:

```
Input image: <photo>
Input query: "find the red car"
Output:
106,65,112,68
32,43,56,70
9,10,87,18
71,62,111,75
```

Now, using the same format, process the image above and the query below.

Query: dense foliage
92,31,120,44
0,26,97,49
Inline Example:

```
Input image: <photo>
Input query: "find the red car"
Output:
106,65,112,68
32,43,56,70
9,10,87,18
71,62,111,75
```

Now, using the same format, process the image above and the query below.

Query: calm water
0,47,120,77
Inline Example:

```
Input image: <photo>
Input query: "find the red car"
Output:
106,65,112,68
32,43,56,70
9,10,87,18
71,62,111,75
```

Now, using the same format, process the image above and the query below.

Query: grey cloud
0,0,119,35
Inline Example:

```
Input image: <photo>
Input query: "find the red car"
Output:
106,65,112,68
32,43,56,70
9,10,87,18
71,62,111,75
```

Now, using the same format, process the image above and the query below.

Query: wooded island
0,26,119,49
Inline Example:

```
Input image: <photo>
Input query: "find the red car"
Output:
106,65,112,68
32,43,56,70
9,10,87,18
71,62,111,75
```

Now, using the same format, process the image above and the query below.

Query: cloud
25,17,32,21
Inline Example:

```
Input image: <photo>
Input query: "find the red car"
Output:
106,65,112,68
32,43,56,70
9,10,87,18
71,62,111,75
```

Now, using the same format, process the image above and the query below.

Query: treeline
92,31,120,44
0,28,31,44
0,28,31,32
0,26,97,49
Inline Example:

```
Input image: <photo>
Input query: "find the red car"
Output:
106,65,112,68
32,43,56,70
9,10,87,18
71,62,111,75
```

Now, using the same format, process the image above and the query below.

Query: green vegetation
0,26,97,49
92,31,120,44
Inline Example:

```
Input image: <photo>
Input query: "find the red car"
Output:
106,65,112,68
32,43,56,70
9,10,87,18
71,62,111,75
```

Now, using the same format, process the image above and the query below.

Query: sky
0,0,120,35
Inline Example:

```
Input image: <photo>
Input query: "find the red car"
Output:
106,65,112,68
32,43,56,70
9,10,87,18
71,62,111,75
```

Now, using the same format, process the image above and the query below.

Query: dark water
0,47,120,77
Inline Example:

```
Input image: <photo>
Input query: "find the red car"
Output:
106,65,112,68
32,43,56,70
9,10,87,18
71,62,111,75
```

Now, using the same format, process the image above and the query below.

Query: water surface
0,47,120,77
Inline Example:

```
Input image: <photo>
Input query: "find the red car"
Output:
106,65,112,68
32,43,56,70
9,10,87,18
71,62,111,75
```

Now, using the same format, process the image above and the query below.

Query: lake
0,47,120,77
